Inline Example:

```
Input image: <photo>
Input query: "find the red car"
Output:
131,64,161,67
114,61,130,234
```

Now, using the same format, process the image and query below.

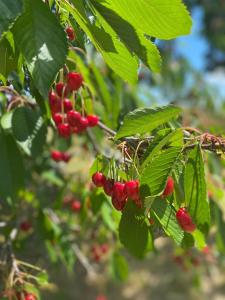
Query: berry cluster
92,172,141,211
176,208,196,232
17,292,36,300
91,243,109,262
51,150,71,163
63,196,81,213
66,26,75,41
49,72,99,138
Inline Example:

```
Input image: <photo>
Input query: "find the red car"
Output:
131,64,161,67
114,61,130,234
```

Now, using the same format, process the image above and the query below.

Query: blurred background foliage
1,1,225,300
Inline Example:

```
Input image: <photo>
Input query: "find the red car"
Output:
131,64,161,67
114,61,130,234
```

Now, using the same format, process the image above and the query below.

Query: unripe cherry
56,82,69,97
87,115,99,127
67,110,81,127
162,176,174,197
71,200,81,212
52,113,63,125
125,180,139,200
103,179,114,196
51,150,63,162
92,172,106,187
176,208,196,232
63,99,73,113
67,72,83,91
57,123,71,138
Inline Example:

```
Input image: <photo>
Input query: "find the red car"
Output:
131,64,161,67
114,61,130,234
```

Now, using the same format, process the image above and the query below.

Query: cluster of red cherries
66,26,75,41
48,72,99,138
161,176,196,232
51,150,71,163
92,172,141,211
16,292,36,300
63,195,82,213
91,243,109,262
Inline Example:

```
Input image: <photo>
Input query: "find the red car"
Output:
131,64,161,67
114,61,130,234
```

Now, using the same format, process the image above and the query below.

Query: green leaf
0,128,24,198
152,200,184,245
111,252,129,282
61,0,138,84
0,0,23,36
0,38,19,78
1,111,13,131
12,106,47,157
13,0,68,97
141,147,182,198
89,0,161,72
116,105,181,139
119,201,149,258
141,129,183,171
184,146,210,234
91,0,192,40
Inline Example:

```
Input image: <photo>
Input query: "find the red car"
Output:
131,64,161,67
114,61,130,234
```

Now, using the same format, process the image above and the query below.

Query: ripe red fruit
20,221,32,232
92,172,106,187
25,294,36,300
112,182,127,201
162,176,174,198
63,99,73,113
57,123,71,138
125,180,139,200
66,26,75,41
52,113,63,125
96,295,107,300
61,152,71,163
103,179,114,196
176,208,196,232
87,115,99,127
71,200,81,212
67,110,81,127
56,82,69,97
77,116,89,131
101,243,109,254
48,91,61,113
67,72,83,91
51,150,63,162
112,194,126,211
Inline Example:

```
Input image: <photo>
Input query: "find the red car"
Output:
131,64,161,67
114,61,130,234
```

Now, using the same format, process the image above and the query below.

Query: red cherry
48,91,61,113
96,295,107,300
103,179,114,196
67,72,83,91
63,99,73,113
61,152,71,163
92,172,106,187
56,82,69,97
148,218,154,225
77,116,89,131
25,294,36,300
101,243,109,254
57,123,71,138
176,208,196,232
52,113,63,125
51,150,63,162
112,182,127,201
71,200,81,212
87,115,99,127
67,110,82,127
20,221,32,232
66,26,75,41
111,194,126,211
162,176,174,198
125,180,139,200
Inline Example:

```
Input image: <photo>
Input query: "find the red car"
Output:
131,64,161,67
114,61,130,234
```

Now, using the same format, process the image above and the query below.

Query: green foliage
13,0,68,97
184,146,210,234
111,252,129,282
0,0,23,36
116,106,181,139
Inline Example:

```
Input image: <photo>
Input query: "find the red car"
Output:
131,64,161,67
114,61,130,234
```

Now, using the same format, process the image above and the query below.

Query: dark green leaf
13,0,68,97
184,146,210,233
0,0,23,36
